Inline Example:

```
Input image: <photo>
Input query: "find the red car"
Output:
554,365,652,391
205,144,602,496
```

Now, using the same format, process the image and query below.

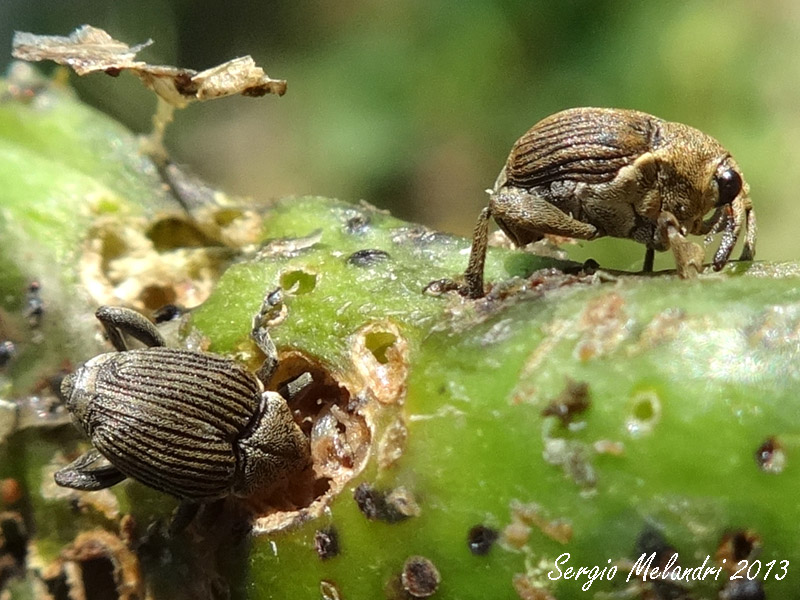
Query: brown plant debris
350,321,409,405
353,483,420,523
401,556,441,599
377,419,408,470
541,379,590,426
715,529,762,574
754,436,786,474
12,25,286,107
507,501,573,545
512,574,556,600
320,580,342,600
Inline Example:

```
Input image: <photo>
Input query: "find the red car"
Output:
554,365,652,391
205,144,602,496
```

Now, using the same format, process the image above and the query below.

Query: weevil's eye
715,168,742,207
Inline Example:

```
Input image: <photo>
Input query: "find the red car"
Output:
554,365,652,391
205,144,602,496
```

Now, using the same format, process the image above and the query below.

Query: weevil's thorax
654,121,732,228
232,391,310,497
60,353,118,437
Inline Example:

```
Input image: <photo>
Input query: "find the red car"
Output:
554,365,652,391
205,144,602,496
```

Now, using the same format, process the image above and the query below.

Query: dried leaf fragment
12,25,286,107
12,25,151,75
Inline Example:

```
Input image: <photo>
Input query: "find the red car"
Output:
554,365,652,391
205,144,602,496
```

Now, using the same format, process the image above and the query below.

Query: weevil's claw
660,212,703,278
738,198,757,263
422,278,462,296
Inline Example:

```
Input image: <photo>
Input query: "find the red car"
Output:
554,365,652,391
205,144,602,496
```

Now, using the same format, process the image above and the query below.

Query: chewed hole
80,556,117,600
43,572,70,600
146,217,217,250
717,529,762,564
0,512,28,566
626,390,661,436
249,352,370,531
43,530,139,600
97,229,127,275
364,331,397,364
213,208,244,227
280,269,317,295
633,396,655,421
139,285,177,311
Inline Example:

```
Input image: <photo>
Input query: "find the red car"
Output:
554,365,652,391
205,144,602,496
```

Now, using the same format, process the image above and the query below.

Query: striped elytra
505,108,660,188
67,347,262,500
54,302,311,531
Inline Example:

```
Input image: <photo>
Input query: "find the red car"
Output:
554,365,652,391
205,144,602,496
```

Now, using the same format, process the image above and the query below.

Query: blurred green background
2,0,798,271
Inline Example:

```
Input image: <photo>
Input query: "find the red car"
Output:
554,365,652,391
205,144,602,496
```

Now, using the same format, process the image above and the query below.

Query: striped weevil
460,107,756,298
55,289,311,532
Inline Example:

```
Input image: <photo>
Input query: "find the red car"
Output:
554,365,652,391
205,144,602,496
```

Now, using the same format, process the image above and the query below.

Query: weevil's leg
461,206,493,299
642,247,655,272
738,197,756,262
251,288,286,384
712,207,738,270
657,212,703,278
159,162,216,216
54,449,127,490
490,188,601,242
95,306,165,351
168,500,200,535
699,206,727,237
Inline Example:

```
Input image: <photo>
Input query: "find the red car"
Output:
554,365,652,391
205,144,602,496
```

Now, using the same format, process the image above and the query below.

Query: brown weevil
461,107,757,297
55,290,311,531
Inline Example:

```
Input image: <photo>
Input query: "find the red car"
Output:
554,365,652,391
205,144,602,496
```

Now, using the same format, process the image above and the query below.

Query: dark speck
581,258,600,274
347,249,390,267
467,525,498,556
0,341,16,368
755,436,785,473
173,71,198,96
345,214,371,234
314,526,340,560
26,281,44,327
541,380,590,425
635,525,673,558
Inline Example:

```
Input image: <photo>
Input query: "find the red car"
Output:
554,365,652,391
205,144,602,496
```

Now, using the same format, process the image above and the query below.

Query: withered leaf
11,25,151,75
12,25,286,107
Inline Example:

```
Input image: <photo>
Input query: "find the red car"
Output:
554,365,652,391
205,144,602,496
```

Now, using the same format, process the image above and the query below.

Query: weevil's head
656,121,750,234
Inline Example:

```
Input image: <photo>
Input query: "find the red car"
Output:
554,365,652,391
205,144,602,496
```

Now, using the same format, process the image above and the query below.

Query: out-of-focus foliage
1,0,798,272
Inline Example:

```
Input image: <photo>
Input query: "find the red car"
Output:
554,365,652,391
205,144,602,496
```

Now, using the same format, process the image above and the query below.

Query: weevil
55,290,310,531
461,107,757,298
